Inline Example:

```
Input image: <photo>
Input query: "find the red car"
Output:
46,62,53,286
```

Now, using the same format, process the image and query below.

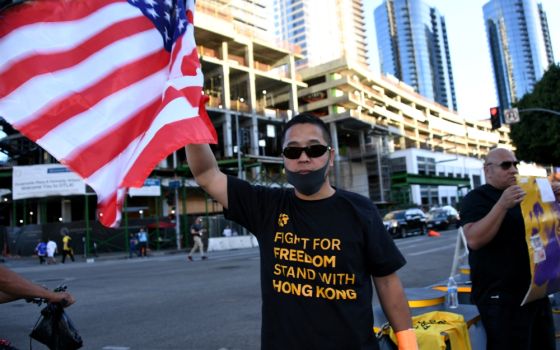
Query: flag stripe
0,0,124,39
1,29,163,126
65,98,161,178
86,133,144,200
37,69,168,161
0,1,139,73
18,49,169,141
0,17,154,98
123,112,217,188
96,191,120,227
81,85,205,194
80,78,207,195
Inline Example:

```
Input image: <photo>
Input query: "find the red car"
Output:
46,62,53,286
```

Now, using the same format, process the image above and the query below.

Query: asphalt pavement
2,233,559,349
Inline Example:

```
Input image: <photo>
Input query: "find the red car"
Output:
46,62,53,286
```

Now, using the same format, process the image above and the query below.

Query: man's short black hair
281,113,331,145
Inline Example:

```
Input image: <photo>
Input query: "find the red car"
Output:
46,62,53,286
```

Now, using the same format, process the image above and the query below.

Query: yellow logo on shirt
278,213,289,227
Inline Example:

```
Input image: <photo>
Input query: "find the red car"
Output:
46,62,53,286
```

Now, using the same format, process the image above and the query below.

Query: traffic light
490,106,501,130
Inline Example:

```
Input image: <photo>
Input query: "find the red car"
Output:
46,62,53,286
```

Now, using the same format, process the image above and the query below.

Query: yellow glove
396,329,418,350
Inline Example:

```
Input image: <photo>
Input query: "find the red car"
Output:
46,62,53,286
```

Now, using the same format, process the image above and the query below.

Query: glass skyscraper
273,0,368,68
483,0,554,109
374,0,457,111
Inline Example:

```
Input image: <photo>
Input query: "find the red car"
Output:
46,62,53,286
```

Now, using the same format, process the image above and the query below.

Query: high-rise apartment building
272,0,368,68
483,0,554,109
374,0,457,111
199,0,274,41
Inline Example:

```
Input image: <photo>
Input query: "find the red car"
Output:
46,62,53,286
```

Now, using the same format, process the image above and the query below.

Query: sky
363,0,560,121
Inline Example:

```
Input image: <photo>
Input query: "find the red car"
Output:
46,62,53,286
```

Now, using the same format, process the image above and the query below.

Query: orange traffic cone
428,230,441,237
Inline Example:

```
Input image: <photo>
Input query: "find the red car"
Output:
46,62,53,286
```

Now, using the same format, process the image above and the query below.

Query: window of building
390,157,407,173
472,174,481,188
420,185,439,206
417,156,436,175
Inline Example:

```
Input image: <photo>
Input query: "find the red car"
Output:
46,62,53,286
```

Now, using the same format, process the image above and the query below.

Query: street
1,230,458,349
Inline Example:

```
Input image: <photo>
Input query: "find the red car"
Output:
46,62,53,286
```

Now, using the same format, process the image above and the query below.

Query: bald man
460,148,557,350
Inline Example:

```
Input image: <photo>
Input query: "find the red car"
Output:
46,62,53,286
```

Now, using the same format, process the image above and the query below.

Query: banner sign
12,164,86,200
518,176,560,305
128,178,161,197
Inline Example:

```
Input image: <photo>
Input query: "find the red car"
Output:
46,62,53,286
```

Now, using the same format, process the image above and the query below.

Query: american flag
0,0,217,227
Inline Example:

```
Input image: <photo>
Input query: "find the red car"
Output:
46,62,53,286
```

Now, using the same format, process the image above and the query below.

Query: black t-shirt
191,223,203,236
460,184,530,305
224,176,406,350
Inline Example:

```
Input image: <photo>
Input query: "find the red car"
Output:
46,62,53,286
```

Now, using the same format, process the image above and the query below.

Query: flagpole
235,112,243,179
174,184,181,250
85,193,90,257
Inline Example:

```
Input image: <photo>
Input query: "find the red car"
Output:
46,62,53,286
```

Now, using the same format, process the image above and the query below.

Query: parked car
426,206,460,230
382,208,427,238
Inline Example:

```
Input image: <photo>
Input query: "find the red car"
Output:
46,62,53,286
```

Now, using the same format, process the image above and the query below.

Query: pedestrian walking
129,233,138,258
187,216,207,261
137,227,148,257
34,240,47,264
46,239,57,265
61,228,75,263
92,240,99,257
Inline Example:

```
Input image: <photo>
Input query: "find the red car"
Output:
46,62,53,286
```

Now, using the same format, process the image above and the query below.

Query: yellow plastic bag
388,311,471,350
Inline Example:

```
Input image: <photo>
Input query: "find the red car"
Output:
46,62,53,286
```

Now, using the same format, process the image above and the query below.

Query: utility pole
518,108,560,117
504,107,560,125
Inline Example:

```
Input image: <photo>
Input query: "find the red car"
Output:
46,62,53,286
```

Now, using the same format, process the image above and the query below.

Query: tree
510,63,560,165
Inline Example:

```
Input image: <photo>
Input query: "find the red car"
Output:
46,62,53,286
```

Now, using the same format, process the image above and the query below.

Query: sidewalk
0,248,189,268
1,245,260,269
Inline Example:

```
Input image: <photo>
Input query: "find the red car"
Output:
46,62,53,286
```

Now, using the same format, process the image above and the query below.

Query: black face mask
286,159,330,196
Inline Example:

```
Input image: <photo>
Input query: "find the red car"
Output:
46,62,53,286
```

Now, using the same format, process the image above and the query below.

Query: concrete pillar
244,42,259,157
221,53,233,157
288,55,299,115
61,199,71,223
329,122,340,188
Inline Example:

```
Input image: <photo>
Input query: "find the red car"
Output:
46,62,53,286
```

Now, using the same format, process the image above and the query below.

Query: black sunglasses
282,144,331,159
486,161,519,170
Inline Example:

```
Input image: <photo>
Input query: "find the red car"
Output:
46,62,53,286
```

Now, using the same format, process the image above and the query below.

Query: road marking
102,347,130,350
406,243,456,256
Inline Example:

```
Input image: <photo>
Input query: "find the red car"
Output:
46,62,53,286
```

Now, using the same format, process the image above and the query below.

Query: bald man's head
484,148,519,190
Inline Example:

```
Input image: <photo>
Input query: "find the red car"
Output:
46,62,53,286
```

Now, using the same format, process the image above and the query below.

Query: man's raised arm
185,144,228,209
